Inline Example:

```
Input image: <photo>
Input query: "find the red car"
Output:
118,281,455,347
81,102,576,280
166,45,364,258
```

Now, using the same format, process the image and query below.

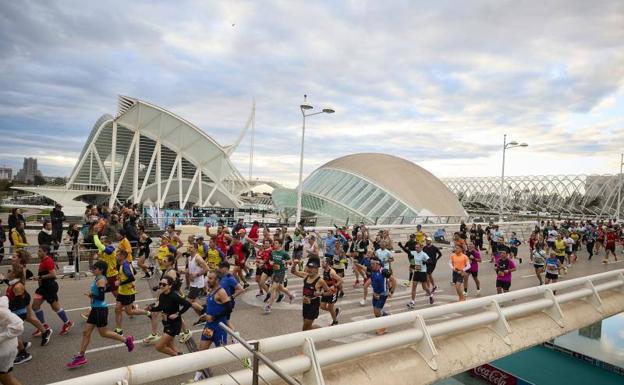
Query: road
5,242,624,385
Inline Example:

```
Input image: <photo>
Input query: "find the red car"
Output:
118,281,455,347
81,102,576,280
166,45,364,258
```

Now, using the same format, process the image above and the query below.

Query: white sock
194,371,204,381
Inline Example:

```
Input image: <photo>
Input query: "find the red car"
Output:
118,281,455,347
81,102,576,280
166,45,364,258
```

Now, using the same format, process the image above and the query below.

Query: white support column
161,155,180,207
133,133,140,203
182,168,200,209
413,314,438,370
542,288,565,327
137,140,159,203
301,337,324,385
109,120,118,208
88,151,93,184
198,169,203,208
156,141,161,208
110,132,139,206
486,300,512,345
178,155,183,209
91,147,111,188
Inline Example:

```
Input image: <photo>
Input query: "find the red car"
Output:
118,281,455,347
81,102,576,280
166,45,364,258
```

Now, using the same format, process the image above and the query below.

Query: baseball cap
306,259,320,268
425,237,432,241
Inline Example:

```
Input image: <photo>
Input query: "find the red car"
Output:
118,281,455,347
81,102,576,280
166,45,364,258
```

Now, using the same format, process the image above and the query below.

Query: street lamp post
617,153,623,222
499,134,528,222
295,95,334,225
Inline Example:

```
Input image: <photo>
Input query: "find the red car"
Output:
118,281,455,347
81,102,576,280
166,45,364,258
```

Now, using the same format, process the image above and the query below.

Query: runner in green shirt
263,239,295,314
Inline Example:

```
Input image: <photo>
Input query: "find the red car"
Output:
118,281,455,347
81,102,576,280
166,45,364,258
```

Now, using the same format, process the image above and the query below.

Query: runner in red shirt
603,227,618,263
254,239,273,299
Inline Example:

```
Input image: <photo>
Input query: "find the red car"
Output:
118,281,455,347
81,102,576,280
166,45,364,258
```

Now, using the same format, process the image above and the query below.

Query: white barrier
48,269,624,385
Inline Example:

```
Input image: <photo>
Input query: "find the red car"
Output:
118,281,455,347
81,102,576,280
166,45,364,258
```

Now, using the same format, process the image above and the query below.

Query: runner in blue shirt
369,257,396,335
217,261,244,329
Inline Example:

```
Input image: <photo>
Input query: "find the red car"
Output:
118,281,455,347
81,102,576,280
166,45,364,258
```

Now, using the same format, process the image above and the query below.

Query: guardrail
48,269,624,385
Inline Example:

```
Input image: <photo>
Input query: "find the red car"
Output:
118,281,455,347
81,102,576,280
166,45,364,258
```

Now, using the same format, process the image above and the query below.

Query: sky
0,0,623,188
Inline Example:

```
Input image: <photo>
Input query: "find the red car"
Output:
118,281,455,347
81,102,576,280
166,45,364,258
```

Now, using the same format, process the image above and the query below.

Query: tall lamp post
499,134,528,222
617,153,623,222
295,95,335,225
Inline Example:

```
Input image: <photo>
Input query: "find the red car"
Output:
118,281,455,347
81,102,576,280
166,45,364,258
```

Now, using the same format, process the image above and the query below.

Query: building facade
14,157,42,183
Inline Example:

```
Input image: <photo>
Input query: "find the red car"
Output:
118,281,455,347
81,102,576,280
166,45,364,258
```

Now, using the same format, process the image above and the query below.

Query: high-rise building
15,157,42,183
0,167,12,181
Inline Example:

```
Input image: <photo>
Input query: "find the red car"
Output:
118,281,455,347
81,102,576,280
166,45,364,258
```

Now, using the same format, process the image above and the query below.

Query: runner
184,244,209,307
332,241,346,298
217,261,245,329
374,240,393,270
320,259,342,325
146,275,199,356
532,242,547,285
544,251,561,286
205,238,225,272
563,232,576,267
227,235,249,288
369,257,396,335
137,230,153,279
449,245,471,301
4,264,51,365
191,271,233,383
323,230,337,266
423,237,442,293
113,249,151,335
358,251,373,306
32,245,73,336
398,234,417,286
290,259,330,330
255,239,273,301
553,233,567,274
351,232,369,288
508,232,522,264
94,235,119,296
415,225,426,245
464,243,481,297
603,226,618,263
116,230,133,262
264,239,294,314
0,294,25,384
494,249,516,294
406,243,433,309
166,224,184,249
66,261,134,368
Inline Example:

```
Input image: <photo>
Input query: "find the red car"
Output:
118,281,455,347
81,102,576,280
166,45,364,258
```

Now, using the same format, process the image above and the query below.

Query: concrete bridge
49,269,624,385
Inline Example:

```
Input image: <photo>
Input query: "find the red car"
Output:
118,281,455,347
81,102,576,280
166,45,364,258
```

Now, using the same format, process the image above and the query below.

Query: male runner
423,237,442,292
406,243,433,308
264,239,294,313
114,249,150,336
464,243,481,296
217,261,245,329
494,249,516,294
320,259,342,325
370,257,396,335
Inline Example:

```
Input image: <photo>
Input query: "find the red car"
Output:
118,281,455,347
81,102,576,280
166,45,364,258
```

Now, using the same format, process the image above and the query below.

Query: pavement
5,242,624,385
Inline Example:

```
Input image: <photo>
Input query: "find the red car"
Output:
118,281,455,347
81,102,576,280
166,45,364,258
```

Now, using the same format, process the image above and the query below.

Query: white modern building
15,96,256,215
272,153,467,224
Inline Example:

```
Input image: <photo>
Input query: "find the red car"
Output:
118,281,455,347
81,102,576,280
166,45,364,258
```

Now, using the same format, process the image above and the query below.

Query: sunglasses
159,282,169,287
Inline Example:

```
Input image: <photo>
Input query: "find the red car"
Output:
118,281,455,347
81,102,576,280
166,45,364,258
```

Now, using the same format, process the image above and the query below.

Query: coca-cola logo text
470,364,517,385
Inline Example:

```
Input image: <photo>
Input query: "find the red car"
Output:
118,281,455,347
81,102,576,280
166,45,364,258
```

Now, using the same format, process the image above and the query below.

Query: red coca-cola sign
470,364,517,385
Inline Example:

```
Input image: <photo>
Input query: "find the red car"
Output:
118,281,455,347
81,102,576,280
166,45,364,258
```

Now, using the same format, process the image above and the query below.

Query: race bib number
414,264,421,272
202,328,214,338
303,297,311,304
272,264,280,271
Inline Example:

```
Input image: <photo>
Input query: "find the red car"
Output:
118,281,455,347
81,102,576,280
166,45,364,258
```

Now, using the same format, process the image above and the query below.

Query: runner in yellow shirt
117,230,133,262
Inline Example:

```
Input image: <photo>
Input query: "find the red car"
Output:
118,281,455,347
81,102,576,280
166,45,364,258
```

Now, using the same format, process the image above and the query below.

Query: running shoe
125,335,135,352
406,301,415,309
41,328,53,346
463,290,468,296
14,351,32,365
353,281,361,288
402,281,411,288
263,304,271,314
23,341,32,351
142,333,161,344
32,323,49,337
429,296,434,305
431,286,437,293
263,292,271,303
179,330,192,343
255,292,264,298
67,354,87,369
359,299,366,306
243,282,250,289
245,269,254,280
114,328,124,336
519,258,523,264
60,320,74,336
338,290,345,298
141,273,151,280
476,289,481,296
241,357,251,368
288,293,296,304
276,294,284,303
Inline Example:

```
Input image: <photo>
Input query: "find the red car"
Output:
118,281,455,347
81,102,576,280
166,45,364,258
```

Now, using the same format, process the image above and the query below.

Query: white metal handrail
48,268,624,385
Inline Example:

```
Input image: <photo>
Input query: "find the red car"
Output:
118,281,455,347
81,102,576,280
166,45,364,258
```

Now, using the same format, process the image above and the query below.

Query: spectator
10,221,28,252
38,221,55,248
50,203,65,250
7,208,25,253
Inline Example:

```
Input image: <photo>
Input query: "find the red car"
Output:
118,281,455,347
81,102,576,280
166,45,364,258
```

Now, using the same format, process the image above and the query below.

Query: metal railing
48,269,624,385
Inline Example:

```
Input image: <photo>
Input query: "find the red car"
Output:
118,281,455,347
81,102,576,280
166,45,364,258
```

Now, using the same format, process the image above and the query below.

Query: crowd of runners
1,206,624,385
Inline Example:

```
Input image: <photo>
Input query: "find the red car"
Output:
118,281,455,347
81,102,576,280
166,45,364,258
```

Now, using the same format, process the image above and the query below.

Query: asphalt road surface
6,243,624,385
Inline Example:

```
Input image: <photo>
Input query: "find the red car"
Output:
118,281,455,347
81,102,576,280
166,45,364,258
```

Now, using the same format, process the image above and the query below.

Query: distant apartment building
15,157,43,183
0,167,12,181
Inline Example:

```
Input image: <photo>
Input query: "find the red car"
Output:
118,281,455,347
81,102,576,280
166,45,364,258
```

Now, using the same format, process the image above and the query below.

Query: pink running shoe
67,355,87,369
125,335,135,352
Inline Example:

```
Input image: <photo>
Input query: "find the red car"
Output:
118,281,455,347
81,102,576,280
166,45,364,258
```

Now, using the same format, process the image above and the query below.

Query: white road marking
84,326,205,354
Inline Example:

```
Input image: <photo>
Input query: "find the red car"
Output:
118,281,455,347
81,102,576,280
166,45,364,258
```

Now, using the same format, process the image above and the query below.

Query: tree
33,175,46,185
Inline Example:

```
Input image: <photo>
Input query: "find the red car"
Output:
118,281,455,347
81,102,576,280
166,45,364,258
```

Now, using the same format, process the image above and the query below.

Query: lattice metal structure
442,175,622,218
15,96,253,215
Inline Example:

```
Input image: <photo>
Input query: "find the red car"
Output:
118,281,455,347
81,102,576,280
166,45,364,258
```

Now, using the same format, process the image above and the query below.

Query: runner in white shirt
374,241,393,270
406,243,433,308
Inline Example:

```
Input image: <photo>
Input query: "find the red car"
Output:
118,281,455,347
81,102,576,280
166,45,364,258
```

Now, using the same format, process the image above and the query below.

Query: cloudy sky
1,0,623,187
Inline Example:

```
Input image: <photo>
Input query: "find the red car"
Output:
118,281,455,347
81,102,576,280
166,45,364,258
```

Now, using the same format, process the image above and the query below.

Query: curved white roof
318,153,466,216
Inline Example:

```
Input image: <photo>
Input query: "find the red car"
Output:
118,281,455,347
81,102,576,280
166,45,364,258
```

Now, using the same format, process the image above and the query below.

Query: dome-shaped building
272,153,467,224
